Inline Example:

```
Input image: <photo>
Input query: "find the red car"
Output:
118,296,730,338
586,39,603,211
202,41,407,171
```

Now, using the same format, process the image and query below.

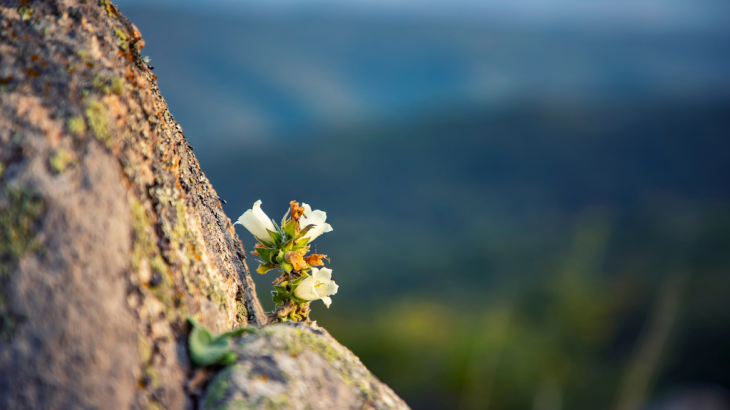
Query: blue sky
116,0,730,32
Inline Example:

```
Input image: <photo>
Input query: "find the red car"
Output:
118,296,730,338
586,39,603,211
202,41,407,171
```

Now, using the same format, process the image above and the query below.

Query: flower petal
320,297,332,308
236,200,276,242
314,267,332,281
293,276,318,301
299,203,332,242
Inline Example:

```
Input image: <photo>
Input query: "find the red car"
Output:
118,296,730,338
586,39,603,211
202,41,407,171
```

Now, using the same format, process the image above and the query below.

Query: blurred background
116,0,730,409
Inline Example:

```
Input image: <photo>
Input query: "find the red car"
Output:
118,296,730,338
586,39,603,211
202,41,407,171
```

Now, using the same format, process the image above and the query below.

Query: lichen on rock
201,323,410,410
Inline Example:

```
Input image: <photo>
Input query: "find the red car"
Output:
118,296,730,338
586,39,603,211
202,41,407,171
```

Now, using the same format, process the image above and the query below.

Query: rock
201,323,410,410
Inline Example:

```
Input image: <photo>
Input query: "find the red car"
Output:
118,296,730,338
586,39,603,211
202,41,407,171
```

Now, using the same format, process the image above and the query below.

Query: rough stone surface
0,1,265,408
201,323,411,410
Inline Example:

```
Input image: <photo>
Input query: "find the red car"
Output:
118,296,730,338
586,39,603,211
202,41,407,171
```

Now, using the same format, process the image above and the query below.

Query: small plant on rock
235,200,337,323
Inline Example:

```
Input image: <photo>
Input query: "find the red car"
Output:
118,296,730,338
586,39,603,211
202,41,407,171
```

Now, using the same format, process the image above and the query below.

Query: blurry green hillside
196,98,730,410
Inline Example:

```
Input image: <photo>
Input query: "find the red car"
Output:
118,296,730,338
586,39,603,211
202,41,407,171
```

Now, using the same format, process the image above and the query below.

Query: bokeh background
116,1,730,409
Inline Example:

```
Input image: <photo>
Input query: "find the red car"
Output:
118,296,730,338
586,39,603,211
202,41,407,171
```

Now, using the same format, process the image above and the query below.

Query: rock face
0,1,264,408
202,323,411,410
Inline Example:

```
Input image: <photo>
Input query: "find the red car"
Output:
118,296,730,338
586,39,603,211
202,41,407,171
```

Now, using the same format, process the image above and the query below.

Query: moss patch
138,333,152,364
203,365,235,410
0,188,44,276
130,200,154,272
92,74,124,96
114,28,128,50
49,148,75,173
236,300,248,324
67,116,86,136
85,100,111,146
293,328,341,365
0,187,45,340
99,0,118,18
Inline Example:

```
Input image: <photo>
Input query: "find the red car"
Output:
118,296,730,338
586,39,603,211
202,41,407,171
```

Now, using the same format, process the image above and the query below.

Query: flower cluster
235,200,337,323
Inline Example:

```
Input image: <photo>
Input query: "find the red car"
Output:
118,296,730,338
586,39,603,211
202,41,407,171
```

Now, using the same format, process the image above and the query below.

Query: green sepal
282,238,295,252
272,289,288,306
296,225,315,240
280,261,293,273
256,247,277,264
280,208,291,228
289,295,309,304
289,275,307,289
288,276,309,304
282,218,298,240
257,238,275,248
296,237,311,247
267,229,282,245
257,264,277,275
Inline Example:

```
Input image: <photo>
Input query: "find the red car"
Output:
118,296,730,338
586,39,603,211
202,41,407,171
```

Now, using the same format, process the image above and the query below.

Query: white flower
299,203,333,242
293,267,339,308
235,200,277,242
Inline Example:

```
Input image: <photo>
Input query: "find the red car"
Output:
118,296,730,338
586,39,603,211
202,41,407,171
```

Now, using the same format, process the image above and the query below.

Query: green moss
203,366,235,410
18,6,33,22
145,367,161,389
150,254,168,275
99,0,118,17
0,188,44,276
147,402,164,410
236,300,248,324
114,28,128,50
85,100,111,146
138,333,152,363
49,148,75,173
294,328,341,365
0,187,44,340
92,74,124,96
111,76,124,95
290,327,374,400
67,116,86,136
130,200,154,272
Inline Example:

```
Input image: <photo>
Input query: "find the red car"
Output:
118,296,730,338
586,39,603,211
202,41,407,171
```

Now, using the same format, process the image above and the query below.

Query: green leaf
216,327,256,341
218,352,238,365
187,320,254,367
188,320,231,367
257,264,277,275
